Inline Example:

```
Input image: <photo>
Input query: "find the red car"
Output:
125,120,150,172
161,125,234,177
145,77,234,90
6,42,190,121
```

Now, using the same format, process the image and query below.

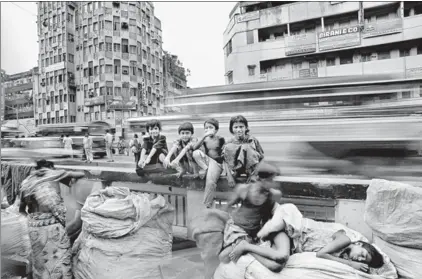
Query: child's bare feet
229,240,248,263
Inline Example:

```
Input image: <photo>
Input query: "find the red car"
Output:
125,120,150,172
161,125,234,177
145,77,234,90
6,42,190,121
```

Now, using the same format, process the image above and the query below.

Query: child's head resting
178,122,194,143
229,115,249,138
340,241,384,268
146,119,162,137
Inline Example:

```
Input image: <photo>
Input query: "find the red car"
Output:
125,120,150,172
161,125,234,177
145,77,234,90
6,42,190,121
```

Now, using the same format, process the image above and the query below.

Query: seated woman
230,204,389,274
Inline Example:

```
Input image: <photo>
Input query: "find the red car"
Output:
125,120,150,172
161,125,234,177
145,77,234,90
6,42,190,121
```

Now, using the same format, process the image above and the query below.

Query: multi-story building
1,69,6,122
36,1,78,126
2,68,38,123
36,1,164,127
223,1,422,84
163,52,188,113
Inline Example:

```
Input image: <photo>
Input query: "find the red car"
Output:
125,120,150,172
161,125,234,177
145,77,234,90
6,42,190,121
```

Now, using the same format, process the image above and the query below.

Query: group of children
131,115,386,274
131,115,271,208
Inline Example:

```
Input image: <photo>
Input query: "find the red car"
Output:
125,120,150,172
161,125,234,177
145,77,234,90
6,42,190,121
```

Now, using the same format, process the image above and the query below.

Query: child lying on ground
218,181,282,264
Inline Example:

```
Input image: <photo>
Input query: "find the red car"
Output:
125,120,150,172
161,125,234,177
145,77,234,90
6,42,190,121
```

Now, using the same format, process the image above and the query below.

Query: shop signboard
84,95,105,107
362,18,403,38
318,26,360,51
285,33,317,56
237,11,259,23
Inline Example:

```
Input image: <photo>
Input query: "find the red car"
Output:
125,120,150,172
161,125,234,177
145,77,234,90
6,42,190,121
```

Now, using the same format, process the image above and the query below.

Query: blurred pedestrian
19,159,84,279
63,134,74,158
130,134,142,167
83,133,93,163
104,129,114,162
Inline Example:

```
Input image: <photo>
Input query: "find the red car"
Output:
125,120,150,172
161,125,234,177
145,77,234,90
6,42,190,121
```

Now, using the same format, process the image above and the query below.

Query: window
68,54,74,63
292,62,302,70
105,36,113,51
227,71,233,84
130,45,136,54
247,65,256,76
418,45,422,55
113,43,121,52
100,59,105,74
106,64,113,73
340,54,353,65
89,61,93,76
225,40,232,57
326,57,336,66
247,31,254,44
361,53,371,62
114,87,121,96
122,39,129,53
99,42,104,51
122,66,129,75
106,81,113,95
130,61,137,75
378,51,391,60
402,91,411,99
113,16,120,31
114,59,121,74
400,49,410,57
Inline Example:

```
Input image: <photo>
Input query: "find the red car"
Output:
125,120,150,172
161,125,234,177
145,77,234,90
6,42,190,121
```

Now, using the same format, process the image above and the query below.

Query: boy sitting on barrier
138,119,169,172
163,122,199,177
191,118,226,208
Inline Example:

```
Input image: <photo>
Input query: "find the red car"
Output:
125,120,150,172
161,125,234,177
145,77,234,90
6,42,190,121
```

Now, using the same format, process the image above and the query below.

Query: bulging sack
73,186,174,279
364,179,422,249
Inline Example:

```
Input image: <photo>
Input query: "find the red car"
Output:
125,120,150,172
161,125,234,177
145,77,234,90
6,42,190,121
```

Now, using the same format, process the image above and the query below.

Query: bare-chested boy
192,118,226,208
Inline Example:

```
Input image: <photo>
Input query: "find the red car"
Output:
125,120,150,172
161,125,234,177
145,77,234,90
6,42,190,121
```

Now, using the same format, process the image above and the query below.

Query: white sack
374,235,422,279
364,179,422,249
73,186,174,279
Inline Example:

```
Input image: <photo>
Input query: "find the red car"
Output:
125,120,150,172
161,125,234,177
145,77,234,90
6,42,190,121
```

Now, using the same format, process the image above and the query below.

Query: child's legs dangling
203,158,223,208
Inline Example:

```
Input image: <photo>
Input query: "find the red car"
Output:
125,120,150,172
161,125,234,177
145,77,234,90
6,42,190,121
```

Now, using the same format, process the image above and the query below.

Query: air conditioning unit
41,82,46,86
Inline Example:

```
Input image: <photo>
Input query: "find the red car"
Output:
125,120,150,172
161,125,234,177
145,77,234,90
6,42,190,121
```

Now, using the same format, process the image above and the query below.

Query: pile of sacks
72,186,174,279
365,179,422,279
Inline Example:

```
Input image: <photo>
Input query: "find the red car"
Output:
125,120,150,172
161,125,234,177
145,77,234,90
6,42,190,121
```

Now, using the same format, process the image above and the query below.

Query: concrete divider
1,161,378,240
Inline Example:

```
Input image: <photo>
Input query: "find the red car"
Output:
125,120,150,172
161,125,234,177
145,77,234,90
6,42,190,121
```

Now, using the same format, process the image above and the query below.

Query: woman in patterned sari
19,159,84,279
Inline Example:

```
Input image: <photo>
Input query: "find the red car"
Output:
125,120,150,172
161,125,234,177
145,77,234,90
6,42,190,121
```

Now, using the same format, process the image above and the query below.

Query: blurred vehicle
2,137,82,160
32,122,111,159
125,74,422,178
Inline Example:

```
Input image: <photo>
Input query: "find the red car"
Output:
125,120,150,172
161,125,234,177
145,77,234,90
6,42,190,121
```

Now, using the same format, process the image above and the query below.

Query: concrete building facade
163,52,188,113
223,1,422,84
2,68,38,122
36,1,164,127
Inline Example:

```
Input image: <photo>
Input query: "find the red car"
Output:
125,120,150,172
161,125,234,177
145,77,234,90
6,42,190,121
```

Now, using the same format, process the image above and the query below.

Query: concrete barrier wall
2,162,374,240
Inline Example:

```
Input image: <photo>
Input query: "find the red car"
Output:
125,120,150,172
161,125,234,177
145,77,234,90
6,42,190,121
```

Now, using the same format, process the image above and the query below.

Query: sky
1,1,235,87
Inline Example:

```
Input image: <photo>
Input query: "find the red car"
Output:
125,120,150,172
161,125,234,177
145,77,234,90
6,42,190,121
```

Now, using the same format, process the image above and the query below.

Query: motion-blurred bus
33,122,111,158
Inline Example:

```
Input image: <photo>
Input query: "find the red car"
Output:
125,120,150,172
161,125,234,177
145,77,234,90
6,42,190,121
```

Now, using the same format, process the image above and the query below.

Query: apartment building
36,1,164,127
223,1,422,84
2,68,39,123
163,52,188,113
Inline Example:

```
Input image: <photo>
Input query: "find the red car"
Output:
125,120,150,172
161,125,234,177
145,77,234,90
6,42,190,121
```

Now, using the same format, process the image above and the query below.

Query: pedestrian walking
130,134,142,167
83,133,93,163
63,134,74,158
104,129,114,162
